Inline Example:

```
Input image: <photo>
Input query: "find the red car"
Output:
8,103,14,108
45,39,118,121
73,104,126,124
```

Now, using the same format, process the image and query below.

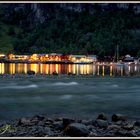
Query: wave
60,95,73,100
111,84,119,88
1,84,38,89
52,82,79,86
131,85,140,88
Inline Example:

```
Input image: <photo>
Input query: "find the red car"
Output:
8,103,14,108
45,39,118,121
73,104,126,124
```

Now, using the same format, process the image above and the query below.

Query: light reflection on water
0,63,140,76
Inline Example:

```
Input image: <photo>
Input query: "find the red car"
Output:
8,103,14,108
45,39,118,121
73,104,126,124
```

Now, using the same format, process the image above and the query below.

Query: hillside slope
0,3,139,58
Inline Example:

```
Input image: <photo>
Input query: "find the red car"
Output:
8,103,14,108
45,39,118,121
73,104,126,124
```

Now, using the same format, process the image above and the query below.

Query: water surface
0,76,140,120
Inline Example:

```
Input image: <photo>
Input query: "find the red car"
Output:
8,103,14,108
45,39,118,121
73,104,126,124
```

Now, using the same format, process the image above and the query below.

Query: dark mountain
0,3,140,58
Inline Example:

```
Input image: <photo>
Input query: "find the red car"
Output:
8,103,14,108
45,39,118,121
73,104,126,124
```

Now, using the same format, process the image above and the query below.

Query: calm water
0,63,140,120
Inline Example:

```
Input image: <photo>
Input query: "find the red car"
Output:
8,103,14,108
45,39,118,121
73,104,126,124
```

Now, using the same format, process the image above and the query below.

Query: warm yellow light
8,54,14,60
72,57,76,62
24,63,27,74
83,65,87,74
0,63,4,74
40,64,43,74
110,66,113,76
9,63,15,74
50,64,53,74
30,64,38,73
56,64,59,73
30,54,39,61
68,64,71,73
46,64,49,74
17,63,22,73
102,66,104,76
86,65,89,74
0,54,5,57
80,65,84,74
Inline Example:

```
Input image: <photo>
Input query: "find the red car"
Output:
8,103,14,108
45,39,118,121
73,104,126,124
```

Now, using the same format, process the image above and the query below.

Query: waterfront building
69,55,87,63
0,54,5,58
69,55,97,63
87,55,97,62
38,54,47,61
7,53,14,60
29,54,39,61
124,55,134,63
48,53,63,61
14,55,29,60
4,53,97,64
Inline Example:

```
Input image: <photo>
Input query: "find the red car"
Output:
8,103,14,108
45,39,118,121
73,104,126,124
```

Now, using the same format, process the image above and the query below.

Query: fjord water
0,63,140,120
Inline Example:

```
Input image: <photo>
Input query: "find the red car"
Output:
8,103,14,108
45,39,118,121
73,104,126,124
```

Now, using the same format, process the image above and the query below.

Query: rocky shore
0,113,140,137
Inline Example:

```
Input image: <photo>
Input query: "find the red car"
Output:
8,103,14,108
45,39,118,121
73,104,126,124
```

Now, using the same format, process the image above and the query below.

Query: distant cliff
1,3,140,24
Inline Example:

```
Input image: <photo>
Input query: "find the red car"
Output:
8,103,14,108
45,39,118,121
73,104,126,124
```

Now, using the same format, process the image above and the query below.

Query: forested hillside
0,3,140,58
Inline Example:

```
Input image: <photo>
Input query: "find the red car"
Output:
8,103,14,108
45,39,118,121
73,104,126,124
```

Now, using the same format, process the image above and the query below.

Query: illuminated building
1,53,97,64
14,55,29,60
69,55,97,64
0,54,5,58
7,53,14,60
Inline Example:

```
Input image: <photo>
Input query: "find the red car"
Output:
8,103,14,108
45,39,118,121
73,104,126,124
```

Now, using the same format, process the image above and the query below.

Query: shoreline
0,60,140,66
0,73,140,79
0,113,140,137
